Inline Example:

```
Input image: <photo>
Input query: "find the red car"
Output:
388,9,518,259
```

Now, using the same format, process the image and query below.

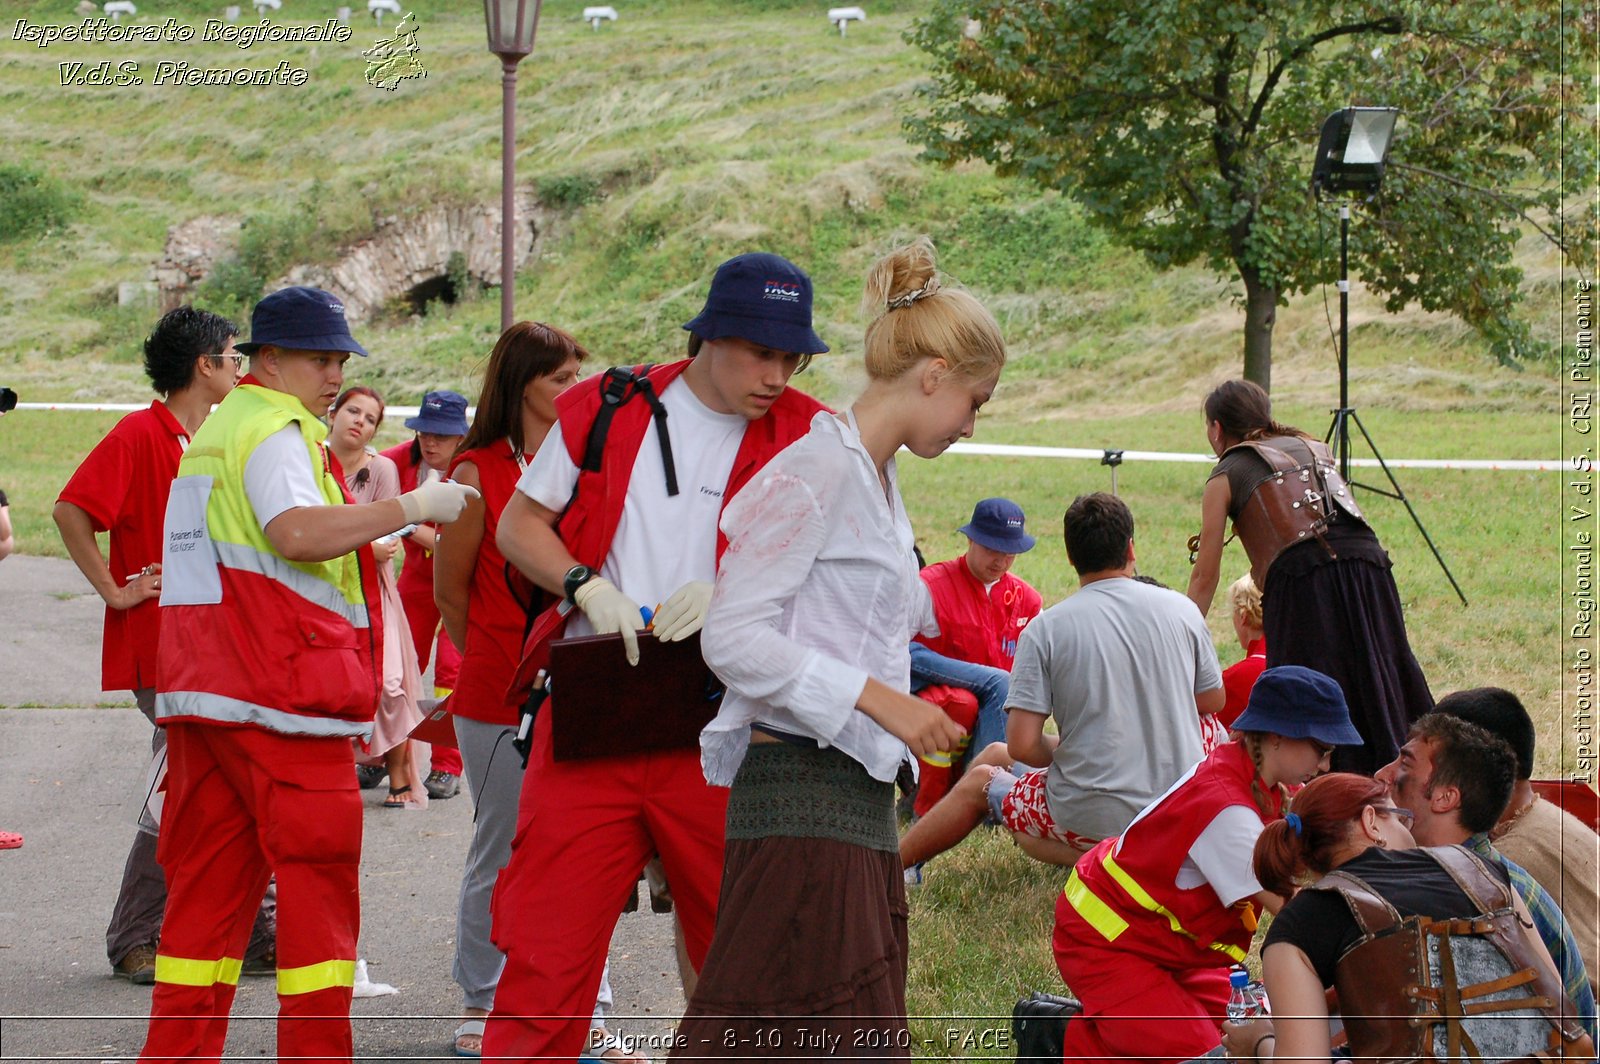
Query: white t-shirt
244,424,326,529
516,377,748,634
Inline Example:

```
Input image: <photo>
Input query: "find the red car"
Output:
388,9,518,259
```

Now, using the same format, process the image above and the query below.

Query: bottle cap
1230,970,1249,988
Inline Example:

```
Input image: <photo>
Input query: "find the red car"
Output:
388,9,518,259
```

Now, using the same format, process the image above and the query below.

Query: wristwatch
562,563,595,605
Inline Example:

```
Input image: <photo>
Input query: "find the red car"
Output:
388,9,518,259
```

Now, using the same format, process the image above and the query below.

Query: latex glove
573,576,646,666
653,580,713,643
399,479,480,525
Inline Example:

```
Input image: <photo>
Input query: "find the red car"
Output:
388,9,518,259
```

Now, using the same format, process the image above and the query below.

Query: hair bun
862,236,940,317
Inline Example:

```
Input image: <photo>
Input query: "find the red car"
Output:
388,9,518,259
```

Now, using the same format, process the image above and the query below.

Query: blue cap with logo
682,252,828,356
958,497,1036,554
234,285,368,357
405,390,470,436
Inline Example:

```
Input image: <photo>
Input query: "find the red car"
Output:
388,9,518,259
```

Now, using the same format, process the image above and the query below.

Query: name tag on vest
160,475,222,606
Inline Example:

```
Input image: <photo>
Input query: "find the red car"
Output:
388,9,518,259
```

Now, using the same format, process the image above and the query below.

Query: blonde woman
675,238,1005,1057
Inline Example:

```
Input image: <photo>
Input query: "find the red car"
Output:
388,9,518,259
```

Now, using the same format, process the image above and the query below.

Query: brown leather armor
1228,436,1365,588
1317,846,1594,1064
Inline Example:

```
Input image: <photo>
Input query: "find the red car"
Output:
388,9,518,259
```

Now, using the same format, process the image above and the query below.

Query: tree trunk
1240,266,1276,391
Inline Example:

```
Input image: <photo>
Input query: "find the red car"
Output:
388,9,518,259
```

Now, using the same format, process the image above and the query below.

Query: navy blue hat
405,390,470,435
1231,666,1365,746
682,252,828,356
234,286,368,357
957,497,1036,554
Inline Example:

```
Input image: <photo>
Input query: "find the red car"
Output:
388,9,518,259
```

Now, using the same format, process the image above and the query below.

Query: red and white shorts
986,766,1099,852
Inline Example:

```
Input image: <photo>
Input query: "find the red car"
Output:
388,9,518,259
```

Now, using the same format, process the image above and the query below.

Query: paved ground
0,555,685,1062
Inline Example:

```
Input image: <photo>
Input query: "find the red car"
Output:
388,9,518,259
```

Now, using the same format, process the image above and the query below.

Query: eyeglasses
212,354,246,370
1310,740,1336,759
1372,805,1415,827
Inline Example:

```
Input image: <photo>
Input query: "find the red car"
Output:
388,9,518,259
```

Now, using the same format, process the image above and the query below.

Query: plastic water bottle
1226,968,1259,1022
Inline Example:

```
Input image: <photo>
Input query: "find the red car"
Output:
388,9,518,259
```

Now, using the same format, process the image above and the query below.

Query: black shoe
424,770,459,800
356,764,387,790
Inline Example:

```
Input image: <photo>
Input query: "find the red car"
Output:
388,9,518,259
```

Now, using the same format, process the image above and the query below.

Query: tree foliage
906,1,1594,387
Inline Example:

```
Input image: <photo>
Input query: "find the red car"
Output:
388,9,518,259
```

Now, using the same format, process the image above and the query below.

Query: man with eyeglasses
54,305,266,986
1377,712,1597,1039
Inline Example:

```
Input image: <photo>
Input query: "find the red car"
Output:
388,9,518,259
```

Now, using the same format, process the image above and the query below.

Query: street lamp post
483,0,542,332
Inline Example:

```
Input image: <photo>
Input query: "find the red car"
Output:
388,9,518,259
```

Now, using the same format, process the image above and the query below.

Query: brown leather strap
1428,845,1514,913
1314,869,1402,936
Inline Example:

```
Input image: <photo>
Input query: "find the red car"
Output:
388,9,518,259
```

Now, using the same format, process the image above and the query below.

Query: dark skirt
1262,522,1434,775
670,745,911,1061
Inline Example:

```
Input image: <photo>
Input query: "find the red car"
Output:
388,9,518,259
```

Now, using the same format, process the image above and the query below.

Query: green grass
0,0,1584,1048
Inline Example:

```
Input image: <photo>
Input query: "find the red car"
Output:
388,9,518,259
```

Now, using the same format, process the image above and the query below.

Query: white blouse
699,410,937,786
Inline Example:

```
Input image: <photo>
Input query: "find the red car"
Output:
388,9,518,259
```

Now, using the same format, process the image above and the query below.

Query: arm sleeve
244,425,326,530
700,470,869,743
58,429,132,531
515,422,579,512
1184,805,1268,904
1005,620,1053,716
1263,890,1351,987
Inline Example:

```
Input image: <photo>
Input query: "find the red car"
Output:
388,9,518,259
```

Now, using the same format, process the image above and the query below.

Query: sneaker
113,943,158,985
355,764,387,790
903,862,925,887
424,770,459,800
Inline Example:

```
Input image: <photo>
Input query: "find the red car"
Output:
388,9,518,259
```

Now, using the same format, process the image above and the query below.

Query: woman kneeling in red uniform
1053,665,1362,1064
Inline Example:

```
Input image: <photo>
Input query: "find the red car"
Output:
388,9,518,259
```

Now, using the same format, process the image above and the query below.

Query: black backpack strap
579,364,678,497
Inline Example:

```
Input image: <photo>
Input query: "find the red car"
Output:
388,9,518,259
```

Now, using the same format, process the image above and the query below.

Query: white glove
398,480,480,525
573,576,647,666
653,580,713,643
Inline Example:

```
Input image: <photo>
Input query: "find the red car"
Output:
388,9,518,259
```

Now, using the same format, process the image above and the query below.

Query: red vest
380,440,436,597
505,361,826,699
449,440,535,725
915,558,1042,670
1064,741,1282,968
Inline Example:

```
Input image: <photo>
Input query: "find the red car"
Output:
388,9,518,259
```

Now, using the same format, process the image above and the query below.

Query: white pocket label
160,475,222,606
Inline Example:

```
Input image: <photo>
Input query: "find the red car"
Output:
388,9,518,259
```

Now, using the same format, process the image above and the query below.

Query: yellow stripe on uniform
154,954,243,987
277,958,357,996
1061,868,1129,943
1101,852,1248,963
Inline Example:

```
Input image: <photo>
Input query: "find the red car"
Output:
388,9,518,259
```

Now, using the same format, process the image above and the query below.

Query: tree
906,1,1593,389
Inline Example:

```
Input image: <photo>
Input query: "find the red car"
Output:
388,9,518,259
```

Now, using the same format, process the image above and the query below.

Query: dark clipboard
547,630,724,761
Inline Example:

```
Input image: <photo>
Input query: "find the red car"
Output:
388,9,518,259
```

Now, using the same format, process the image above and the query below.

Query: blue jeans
908,643,1010,762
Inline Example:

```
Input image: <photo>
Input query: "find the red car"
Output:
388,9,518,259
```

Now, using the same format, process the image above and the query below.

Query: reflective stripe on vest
215,540,369,629
277,958,356,996
154,953,243,987
1064,852,1250,964
157,690,373,738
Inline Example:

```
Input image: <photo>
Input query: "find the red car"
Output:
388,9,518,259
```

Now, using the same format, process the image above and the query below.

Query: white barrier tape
14,403,1560,472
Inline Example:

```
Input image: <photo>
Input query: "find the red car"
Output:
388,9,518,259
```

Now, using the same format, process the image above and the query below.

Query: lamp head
484,0,542,61
1311,106,1399,199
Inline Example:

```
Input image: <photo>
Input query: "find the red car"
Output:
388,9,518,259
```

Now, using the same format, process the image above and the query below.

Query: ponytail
1203,379,1307,443
1253,772,1386,896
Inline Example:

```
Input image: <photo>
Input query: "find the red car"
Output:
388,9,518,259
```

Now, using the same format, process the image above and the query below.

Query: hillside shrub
0,164,78,244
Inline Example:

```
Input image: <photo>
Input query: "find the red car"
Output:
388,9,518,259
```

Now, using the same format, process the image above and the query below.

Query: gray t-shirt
1008,577,1222,839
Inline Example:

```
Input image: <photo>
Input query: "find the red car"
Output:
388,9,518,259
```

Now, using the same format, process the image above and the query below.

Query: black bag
1011,991,1081,1064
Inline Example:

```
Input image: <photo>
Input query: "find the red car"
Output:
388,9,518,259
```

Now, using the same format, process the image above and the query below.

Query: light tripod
1312,107,1467,606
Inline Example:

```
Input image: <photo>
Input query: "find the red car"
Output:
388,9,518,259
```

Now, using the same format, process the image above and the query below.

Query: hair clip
886,277,941,310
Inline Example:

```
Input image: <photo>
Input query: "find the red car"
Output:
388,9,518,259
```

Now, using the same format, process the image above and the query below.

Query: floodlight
104,0,136,20
369,0,401,21
253,0,281,12
583,6,618,30
1310,107,1398,199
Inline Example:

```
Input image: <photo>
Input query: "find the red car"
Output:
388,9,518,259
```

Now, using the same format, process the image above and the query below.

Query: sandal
0,831,21,850
383,785,414,809
453,1017,486,1058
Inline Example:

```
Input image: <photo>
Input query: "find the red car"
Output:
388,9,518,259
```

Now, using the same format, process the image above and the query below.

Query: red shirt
448,440,536,725
915,557,1042,670
1219,637,1267,728
380,440,436,595
57,401,189,691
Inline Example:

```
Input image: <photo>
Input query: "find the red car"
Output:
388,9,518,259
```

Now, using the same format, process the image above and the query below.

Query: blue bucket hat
682,252,829,356
1231,666,1365,746
405,390,470,435
234,286,368,357
957,498,1036,554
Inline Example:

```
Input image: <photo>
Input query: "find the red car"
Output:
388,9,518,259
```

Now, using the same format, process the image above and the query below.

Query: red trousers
1053,894,1229,1064
484,713,728,1061
912,686,979,819
141,723,363,1064
398,576,462,774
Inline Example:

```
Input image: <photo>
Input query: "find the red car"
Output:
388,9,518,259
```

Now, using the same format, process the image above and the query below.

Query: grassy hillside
0,2,1583,1048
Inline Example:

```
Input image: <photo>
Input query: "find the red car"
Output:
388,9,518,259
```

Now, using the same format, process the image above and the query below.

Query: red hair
1253,772,1386,896
332,386,386,426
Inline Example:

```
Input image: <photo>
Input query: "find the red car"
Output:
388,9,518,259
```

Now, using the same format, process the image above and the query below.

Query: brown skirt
670,833,911,1061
